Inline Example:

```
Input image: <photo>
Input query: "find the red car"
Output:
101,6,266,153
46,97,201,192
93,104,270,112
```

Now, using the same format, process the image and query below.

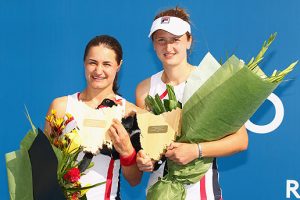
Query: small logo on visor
161,16,170,24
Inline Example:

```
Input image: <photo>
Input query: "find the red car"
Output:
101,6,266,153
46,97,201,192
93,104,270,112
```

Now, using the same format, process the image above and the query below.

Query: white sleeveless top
147,71,223,200
65,93,125,200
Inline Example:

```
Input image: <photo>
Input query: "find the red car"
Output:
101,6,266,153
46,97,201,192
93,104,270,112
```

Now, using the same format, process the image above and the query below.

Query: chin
163,60,180,67
93,85,107,90
89,82,106,89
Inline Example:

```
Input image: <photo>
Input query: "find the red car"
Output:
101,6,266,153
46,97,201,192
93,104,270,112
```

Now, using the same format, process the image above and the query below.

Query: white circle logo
245,93,284,134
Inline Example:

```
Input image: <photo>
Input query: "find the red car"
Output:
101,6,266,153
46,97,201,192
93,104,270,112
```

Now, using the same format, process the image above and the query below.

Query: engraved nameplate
83,119,106,128
148,125,168,133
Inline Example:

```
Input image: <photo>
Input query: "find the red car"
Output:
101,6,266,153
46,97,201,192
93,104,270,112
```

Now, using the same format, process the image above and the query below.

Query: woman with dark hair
136,7,248,199
45,35,141,199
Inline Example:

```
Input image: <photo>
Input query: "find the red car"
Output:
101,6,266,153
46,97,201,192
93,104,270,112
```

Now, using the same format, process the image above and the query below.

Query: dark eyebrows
86,58,113,65
103,61,113,65
87,58,98,63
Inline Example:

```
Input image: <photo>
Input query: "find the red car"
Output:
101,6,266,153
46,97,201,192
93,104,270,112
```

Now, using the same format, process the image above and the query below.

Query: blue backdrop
1,0,300,199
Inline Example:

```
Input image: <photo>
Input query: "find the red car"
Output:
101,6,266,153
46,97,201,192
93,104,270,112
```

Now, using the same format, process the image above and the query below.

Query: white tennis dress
147,71,223,200
65,93,127,200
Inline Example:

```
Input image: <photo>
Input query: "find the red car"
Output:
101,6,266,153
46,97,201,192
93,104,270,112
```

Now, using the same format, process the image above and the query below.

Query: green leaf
145,95,160,115
64,182,106,191
266,60,298,83
247,32,277,70
154,94,166,113
144,84,181,115
163,99,179,111
24,105,37,135
166,84,177,101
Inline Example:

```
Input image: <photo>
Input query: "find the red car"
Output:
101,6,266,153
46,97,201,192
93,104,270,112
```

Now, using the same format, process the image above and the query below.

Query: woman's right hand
136,150,155,172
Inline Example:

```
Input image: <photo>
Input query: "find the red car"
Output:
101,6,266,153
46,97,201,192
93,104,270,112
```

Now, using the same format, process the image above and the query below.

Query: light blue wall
1,0,300,199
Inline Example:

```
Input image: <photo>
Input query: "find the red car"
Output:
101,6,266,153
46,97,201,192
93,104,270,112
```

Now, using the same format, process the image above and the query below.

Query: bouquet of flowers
46,110,104,199
146,33,298,200
5,110,104,200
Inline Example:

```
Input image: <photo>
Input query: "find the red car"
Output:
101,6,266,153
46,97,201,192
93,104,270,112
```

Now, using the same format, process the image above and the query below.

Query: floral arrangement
5,109,104,200
145,33,298,200
45,110,104,200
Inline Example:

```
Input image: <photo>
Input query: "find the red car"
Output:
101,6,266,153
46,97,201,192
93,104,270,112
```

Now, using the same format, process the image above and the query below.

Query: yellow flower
51,109,57,115
65,131,82,154
65,113,73,120
52,117,65,134
54,117,64,127
46,114,54,123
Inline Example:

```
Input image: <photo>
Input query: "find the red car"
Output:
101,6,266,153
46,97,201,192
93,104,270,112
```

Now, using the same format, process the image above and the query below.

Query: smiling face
153,30,192,67
84,45,121,91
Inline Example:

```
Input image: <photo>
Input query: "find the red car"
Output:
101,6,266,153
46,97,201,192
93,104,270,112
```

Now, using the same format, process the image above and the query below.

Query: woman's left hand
165,142,199,165
108,119,134,157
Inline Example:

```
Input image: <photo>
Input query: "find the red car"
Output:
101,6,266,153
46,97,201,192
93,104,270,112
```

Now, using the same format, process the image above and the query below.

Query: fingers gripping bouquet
145,33,298,200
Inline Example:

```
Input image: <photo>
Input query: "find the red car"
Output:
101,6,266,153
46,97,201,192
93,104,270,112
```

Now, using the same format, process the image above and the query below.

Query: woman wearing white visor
136,7,248,199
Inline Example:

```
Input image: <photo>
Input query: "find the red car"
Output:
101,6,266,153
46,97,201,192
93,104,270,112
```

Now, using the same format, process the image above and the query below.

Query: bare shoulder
125,100,145,116
135,78,151,109
44,96,68,134
47,96,68,118
136,78,151,96
125,101,137,111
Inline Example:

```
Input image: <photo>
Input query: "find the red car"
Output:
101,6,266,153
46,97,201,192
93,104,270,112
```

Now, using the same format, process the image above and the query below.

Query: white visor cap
148,16,191,38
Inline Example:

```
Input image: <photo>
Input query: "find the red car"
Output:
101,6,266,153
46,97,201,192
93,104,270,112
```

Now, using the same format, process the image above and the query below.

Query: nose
95,64,104,74
166,43,173,52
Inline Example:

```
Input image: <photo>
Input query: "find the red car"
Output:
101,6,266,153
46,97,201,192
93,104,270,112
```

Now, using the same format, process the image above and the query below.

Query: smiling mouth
92,75,106,81
163,52,176,58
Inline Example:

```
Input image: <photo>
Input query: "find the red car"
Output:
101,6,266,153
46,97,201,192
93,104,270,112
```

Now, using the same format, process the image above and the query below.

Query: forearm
166,126,248,165
122,165,142,186
119,146,142,186
201,125,248,158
